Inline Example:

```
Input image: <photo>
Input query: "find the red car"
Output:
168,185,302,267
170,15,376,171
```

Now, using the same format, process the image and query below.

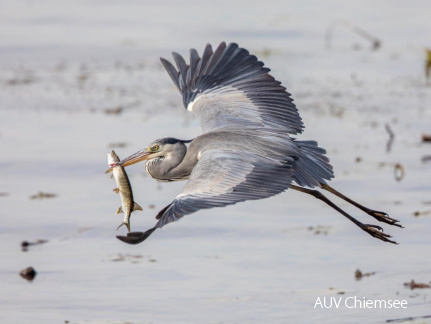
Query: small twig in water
385,123,395,153
355,269,376,280
21,239,48,252
403,280,431,290
325,20,381,50
386,314,431,323
29,191,57,199
394,164,404,182
413,210,430,217
425,49,431,83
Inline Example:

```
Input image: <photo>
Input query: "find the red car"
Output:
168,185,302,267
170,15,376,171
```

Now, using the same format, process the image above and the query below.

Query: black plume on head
157,137,193,145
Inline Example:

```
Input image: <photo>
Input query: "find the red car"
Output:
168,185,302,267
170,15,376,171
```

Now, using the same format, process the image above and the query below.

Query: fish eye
152,145,159,151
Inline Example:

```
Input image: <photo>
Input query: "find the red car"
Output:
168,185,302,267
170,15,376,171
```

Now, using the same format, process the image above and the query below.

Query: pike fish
106,150,142,232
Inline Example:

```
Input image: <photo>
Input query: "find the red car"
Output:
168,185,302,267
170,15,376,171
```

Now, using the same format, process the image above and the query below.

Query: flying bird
111,42,402,245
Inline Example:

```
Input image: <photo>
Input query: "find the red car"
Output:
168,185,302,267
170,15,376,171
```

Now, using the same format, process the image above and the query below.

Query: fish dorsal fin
116,206,123,214
133,202,143,211
113,188,120,194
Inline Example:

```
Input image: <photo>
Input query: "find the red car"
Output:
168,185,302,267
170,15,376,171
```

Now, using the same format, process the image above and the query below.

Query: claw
361,224,398,244
368,210,403,228
367,224,384,231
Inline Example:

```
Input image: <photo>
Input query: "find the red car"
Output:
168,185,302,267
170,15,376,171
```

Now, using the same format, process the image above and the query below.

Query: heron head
119,138,191,167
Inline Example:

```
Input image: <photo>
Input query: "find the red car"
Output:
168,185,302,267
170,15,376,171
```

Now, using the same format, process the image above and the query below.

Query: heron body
115,42,402,245
145,129,330,180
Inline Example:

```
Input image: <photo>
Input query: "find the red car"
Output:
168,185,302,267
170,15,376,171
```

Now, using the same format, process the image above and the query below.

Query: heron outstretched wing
154,149,294,227
117,149,294,244
160,42,304,135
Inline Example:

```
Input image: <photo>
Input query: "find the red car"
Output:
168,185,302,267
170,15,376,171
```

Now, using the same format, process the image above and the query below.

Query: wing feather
195,44,213,80
160,58,181,91
160,42,304,134
172,52,188,86
189,49,200,88
154,150,295,228
208,43,239,76
202,42,226,75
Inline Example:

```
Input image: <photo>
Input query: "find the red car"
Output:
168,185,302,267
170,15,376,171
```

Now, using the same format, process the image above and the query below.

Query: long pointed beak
105,149,152,173
120,149,153,167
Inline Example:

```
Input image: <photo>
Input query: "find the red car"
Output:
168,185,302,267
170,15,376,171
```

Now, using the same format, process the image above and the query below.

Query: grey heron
110,42,402,245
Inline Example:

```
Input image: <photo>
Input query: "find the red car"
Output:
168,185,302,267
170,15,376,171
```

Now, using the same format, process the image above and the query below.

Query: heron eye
152,145,159,151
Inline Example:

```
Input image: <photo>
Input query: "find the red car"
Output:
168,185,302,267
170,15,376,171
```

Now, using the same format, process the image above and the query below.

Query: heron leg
289,185,397,244
320,183,402,227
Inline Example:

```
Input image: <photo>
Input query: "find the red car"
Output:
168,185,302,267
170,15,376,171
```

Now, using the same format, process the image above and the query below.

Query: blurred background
1,1,430,323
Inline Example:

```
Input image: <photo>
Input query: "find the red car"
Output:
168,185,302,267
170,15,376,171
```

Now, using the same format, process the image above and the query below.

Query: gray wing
160,42,304,135
154,149,295,228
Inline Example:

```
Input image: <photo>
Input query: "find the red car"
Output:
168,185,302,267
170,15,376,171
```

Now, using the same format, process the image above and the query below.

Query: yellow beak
105,149,153,173
120,149,153,167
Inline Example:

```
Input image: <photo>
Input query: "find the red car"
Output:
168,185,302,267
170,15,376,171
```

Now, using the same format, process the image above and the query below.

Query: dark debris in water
377,162,406,182
426,49,431,81
104,106,123,115
394,164,405,182
355,269,376,280
422,134,431,143
403,280,431,290
387,314,431,323
385,123,395,153
6,77,36,86
30,191,57,199
106,253,156,264
0,192,9,197
77,227,94,234
328,287,346,295
308,225,331,235
19,266,37,281
325,20,381,51
108,142,128,148
21,239,48,252
413,210,430,217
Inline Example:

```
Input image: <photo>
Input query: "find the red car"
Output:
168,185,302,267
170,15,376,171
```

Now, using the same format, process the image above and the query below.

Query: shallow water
1,1,431,323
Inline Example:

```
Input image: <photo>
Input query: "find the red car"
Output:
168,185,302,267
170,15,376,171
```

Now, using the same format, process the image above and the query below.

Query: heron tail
293,140,334,188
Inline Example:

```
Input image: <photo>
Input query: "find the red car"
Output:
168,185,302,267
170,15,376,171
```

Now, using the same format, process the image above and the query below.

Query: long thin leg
290,185,397,244
320,183,402,228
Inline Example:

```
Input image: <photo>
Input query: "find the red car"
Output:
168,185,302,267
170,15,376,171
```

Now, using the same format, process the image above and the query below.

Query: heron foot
360,223,398,244
366,210,403,228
